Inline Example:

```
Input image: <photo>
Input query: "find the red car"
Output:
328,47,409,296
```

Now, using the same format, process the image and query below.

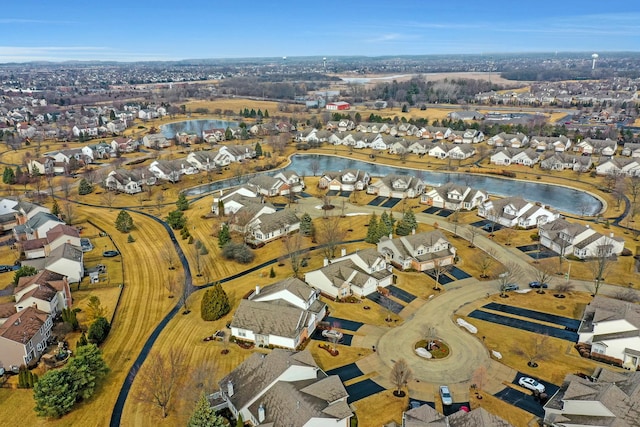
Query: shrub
87,317,110,345
221,242,255,264
590,352,623,367
200,283,230,321
621,248,632,256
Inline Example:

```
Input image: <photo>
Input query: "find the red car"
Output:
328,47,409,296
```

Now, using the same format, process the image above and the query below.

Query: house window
237,330,246,337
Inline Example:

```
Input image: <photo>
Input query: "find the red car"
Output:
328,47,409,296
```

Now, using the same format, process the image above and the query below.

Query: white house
540,153,592,172
420,183,488,210
13,212,64,241
230,277,327,349
621,142,640,158
186,150,218,171
366,174,425,199
318,169,370,191
596,157,640,177
538,218,625,259
14,270,71,317
478,197,560,229
377,231,456,272
577,296,640,370
22,243,84,283
210,186,261,216
142,133,170,149
487,132,529,148
304,248,393,299
246,208,300,245
218,349,352,426
148,160,183,182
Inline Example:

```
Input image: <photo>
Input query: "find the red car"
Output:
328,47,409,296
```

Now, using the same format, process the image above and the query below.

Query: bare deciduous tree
502,227,517,246
63,202,76,225
514,335,550,368
136,350,185,419
390,359,412,397
468,224,480,248
554,281,574,297
496,262,523,296
101,191,118,209
474,248,496,279
161,244,177,271
588,239,614,296
282,233,307,278
430,258,451,291
316,215,346,260
532,261,555,293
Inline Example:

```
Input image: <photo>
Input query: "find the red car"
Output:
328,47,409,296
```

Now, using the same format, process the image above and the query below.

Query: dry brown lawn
350,389,408,427
470,391,535,427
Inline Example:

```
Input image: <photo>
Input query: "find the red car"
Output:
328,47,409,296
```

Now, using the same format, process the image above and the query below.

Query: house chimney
258,404,266,423
227,381,234,397
341,248,346,257
255,285,260,296
609,232,614,238
323,258,329,267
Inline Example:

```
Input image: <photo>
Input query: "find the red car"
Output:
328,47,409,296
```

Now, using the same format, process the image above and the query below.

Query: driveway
468,310,579,341
326,363,364,382
493,387,545,418
484,303,581,329
345,379,386,403
325,316,364,331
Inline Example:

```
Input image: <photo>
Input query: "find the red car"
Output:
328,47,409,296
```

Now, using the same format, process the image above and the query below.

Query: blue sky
1,0,639,62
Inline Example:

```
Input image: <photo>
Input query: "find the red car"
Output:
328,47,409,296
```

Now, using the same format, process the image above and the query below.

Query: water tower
591,53,599,70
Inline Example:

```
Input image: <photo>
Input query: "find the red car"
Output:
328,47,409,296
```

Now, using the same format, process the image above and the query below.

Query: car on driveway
518,376,545,393
528,281,548,288
80,238,93,252
103,250,119,257
321,329,343,341
439,385,453,405
503,283,520,291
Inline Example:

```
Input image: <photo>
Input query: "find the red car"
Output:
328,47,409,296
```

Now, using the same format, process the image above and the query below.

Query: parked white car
322,329,343,341
439,385,453,405
518,376,545,393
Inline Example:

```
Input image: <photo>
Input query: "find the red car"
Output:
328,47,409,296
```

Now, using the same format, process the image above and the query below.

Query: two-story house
478,197,560,229
366,174,425,199
538,218,625,259
318,169,370,191
420,183,488,211
377,231,456,272
0,306,53,368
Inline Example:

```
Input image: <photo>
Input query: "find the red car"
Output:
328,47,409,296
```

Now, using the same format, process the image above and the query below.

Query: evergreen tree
3,166,15,184
77,332,89,348
166,210,187,230
188,392,226,427
14,166,23,183
33,368,78,418
127,234,135,243
87,317,110,345
218,223,231,248
200,283,230,321
176,193,189,211
67,344,109,401
254,142,263,157
110,109,116,121
365,213,380,244
263,109,269,118
236,414,244,427
225,127,233,140
299,213,313,237
269,266,276,278
51,199,60,217
61,307,79,330
78,178,93,195
13,265,38,285
396,210,417,236
115,210,134,233
217,199,225,216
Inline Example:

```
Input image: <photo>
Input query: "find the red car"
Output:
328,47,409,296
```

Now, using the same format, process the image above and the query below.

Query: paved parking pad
517,244,540,252
468,310,578,341
449,266,472,280
326,190,339,196
368,196,386,206
512,372,559,398
443,402,471,416
525,250,557,260
424,270,455,285
387,285,417,303
366,293,404,314
436,209,453,217
346,379,386,403
423,207,440,214
484,303,580,329
326,363,364,382
381,198,401,208
339,191,352,197
493,387,545,418
298,192,313,198
310,329,354,346
325,316,364,331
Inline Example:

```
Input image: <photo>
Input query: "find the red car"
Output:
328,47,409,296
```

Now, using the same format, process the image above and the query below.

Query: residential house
13,211,64,241
448,144,476,160
538,218,625,259
20,223,81,259
543,367,640,426
14,270,71,316
318,169,370,191
407,140,433,156
210,186,261,216
574,138,618,156
487,132,529,148
490,148,520,166
462,129,485,144
218,349,352,426
105,119,127,134
202,128,226,143
138,109,158,120
304,248,393,299
0,307,53,368
420,183,488,210
478,197,560,229
110,137,139,154
403,404,513,427
448,111,486,121
420,126,452,141
595,157,640,177
540,153,592,172
22,243,84,283
213,144,256,166
246,208,301,245
529,135,572,152
387,139,411,155
142,133,170,149
272,171,305,194
186,150,218,172
230,277,327,349
81,142,112,162
377,231,456,272
621,142,640,158
511,148,542,166
27,157,54,175
577,296,640,370
148,160,183,182
326,119,355,132
366,174,425,199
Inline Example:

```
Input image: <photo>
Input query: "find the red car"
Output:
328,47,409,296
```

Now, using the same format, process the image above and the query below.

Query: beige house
0,307,53,369
377,231,456,272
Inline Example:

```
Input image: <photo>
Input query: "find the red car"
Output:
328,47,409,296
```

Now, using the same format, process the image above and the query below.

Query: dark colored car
103,250,120,257
528,281,548,288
